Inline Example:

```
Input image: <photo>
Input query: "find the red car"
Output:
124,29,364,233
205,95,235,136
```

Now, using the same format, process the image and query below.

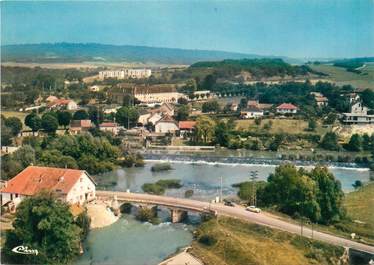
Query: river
77,160,371,265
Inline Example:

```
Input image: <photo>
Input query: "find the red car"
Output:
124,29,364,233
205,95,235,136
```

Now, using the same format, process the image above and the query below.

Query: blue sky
1,0,373,58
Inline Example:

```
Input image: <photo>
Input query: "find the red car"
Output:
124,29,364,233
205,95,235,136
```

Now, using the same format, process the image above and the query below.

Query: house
0,166,96,209
240,107,264,119
247,100,273,111
103,105,121,114
48,98,78,110
99,122,123,135
311,92,328,107
179,121,196,138
99,69,152,80
342,102,374,124
46,95,58,103
276,103,298,114
155,115,179,133
230,103,238,112
89,85,105,92
69,120,92,134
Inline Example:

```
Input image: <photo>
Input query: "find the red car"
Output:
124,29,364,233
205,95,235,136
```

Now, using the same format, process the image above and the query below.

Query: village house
154,115,179,133
342,101,374,124
179,121,196,138
240,107,264,119
0,166,96,210
48,98,78,111
99,122,123,135
99,68,152,80
103,105,121,114
276,103,298,114
69,120,93,134
311,92,328,107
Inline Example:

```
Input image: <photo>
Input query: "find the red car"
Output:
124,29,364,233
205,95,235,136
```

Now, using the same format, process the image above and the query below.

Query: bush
198,234,217,246
151,163,172,172
135,207,158,223
185,189,194,198
142,179,182,195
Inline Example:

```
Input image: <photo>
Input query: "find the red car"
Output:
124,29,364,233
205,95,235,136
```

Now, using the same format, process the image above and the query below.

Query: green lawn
310,63,374,90
190,217,343,265
1,111,29,129
235,118,329,135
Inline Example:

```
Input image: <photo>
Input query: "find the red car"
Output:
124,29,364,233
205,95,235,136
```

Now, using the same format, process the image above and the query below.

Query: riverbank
86,200,119,229
159,247,203,265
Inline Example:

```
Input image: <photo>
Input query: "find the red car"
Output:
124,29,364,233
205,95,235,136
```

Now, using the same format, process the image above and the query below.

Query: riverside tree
25,113,42,133
195,115,216,143
3,192,81,265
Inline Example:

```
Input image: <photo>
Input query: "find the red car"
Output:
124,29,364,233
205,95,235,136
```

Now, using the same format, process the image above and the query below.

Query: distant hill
190,58,313,78
1,43,302,65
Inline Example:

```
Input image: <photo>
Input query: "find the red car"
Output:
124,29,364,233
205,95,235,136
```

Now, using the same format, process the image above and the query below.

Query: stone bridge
96,190,374,255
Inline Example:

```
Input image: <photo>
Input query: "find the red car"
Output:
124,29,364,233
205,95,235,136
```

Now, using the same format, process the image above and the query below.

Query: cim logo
12,245,38,256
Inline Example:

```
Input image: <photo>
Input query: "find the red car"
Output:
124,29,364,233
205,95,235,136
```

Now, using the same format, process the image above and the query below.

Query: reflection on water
96,161,371,200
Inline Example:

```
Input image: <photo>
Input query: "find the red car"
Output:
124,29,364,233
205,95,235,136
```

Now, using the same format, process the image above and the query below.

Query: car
246,206,261,213
223,200,235,207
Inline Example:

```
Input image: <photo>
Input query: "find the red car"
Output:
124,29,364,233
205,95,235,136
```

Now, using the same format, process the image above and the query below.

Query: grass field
235,118,329,135
191,217,343,265
310,63,374,90
344,182,374,229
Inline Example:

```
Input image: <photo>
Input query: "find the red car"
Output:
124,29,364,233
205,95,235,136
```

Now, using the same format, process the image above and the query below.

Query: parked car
224,200,235,207
246,206,261,213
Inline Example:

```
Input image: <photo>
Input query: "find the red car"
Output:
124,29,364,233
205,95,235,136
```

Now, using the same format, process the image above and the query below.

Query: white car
246,206,261,213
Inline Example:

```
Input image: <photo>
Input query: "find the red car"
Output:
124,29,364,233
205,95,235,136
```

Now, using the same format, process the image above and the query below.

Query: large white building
135,92,187,104
342,102,374,124
99,69,152,80
0,166,96,209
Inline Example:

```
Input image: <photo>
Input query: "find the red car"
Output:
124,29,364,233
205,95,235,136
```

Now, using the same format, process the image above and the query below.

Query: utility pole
220,176,223,203
250,170,258,206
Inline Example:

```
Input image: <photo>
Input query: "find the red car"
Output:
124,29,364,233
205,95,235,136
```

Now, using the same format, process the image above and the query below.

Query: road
96,190,374,254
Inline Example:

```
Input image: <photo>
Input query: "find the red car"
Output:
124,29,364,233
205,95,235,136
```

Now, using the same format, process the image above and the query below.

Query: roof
99,122,118,128
315,96,328,102
0,166,95,196
155,114,178,126
179,121,196,130
70,120,92,128
276,103,298,110
242,107,263,113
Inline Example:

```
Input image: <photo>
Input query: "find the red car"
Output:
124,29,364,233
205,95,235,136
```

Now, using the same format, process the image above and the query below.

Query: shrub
198,234,217,246
185,189,194,198
151,163,172,172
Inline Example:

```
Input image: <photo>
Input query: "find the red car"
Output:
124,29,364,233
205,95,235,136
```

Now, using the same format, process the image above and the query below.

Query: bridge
96,190,374,255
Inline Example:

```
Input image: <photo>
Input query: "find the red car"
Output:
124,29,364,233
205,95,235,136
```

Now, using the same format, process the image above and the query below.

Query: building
99,122,123,135
276,103,298,114
48,98,78,111
0,166,96,209
69,120,93,134
135,92,186,104
154,115,179,133
179,121,196,138
240,107,264,119
311,92,328,107
342,102,374,124
99,69,152,80
103,105,121,114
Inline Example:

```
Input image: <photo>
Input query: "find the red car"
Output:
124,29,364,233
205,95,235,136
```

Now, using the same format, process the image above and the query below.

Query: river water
77,160,371,265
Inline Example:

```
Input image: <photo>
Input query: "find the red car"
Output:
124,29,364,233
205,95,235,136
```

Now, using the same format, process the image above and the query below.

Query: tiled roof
70,120,92,128
99,122,118,128
179,121,196,130
0,166,90,195
276,103,298,110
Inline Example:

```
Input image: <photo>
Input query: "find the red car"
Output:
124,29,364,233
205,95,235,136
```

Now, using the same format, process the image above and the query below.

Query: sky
1,0,373,59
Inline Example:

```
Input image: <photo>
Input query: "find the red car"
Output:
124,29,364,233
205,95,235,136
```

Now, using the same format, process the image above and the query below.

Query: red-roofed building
179,121,196,138
276,103,298,114
48,98,78,110
0,166,96,208
69,120,93,135
99,122,124,135
155,115,179,133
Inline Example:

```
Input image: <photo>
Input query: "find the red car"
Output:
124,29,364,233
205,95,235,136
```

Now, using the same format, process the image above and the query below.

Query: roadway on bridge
96,190,374,254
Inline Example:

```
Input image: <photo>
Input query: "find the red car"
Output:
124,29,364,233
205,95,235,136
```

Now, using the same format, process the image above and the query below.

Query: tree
214,120,231,146
122,94,135,107
352,180,363,190
177,97,189,105
1,116,12,146
5,117,23,136
345,134,362,152
88,106,104,126
308,119,317,131
269,134,284,151
73,109,89,120
309,166,345,224
25,113,42,132
239,98,248,109
176,105,189,121
57,111,72,128
202,100,220,113
115,106,139,129
195,116,216,143
323,113,337,125
320,132,340,151
3,192,81,265
41,113,59,134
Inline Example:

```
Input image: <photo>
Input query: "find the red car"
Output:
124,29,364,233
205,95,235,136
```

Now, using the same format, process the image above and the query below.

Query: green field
310,63,374,90
235,118,329,135
1,111,29,129
191,217,343,265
